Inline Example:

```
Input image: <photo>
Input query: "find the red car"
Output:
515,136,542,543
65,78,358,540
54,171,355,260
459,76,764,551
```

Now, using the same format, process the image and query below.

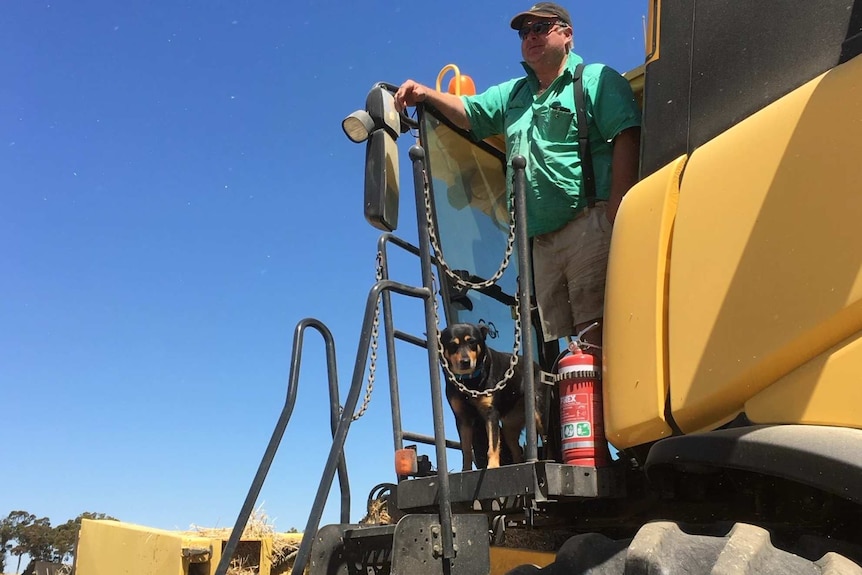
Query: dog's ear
478,323,490,341
439,326,452,344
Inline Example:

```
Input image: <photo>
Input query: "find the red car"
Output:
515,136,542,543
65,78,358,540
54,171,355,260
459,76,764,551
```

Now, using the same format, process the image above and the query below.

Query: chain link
422,172,524,397
349,252,383,421
433,276,522,398
424,169,517,291
353,167,524,414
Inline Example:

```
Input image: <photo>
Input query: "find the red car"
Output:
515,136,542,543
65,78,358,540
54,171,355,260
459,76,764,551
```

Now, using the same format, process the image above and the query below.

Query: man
394,2,641,351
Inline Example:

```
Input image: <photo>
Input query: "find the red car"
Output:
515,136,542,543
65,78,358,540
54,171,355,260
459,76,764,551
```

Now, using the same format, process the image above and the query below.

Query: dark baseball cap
510,2,572,30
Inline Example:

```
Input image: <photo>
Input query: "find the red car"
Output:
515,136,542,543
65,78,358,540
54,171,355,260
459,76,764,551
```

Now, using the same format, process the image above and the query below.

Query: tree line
0,510,116,573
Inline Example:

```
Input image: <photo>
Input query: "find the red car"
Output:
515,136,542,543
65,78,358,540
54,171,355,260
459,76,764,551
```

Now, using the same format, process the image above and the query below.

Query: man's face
519,17,571,69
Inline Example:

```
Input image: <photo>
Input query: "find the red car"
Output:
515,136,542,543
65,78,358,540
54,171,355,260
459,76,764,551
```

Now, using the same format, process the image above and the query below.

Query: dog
439,322,546,471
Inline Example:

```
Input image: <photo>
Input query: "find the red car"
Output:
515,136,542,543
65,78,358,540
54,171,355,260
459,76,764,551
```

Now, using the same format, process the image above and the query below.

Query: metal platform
308,515,491,575
395,462,625,510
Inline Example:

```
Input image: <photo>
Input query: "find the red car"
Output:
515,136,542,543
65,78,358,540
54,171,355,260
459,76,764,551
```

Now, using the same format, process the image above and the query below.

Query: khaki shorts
532,202,612,342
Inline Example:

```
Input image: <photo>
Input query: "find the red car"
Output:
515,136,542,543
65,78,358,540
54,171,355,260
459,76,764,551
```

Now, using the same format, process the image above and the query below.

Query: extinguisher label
563,422,592,439
559,376,607,466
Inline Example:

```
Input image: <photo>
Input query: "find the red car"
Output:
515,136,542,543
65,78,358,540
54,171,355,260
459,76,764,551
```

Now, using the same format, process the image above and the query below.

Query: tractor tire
503,522,862,575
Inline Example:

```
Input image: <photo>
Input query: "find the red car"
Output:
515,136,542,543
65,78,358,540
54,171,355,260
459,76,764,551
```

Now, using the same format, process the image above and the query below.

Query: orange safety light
395,448,419,476
436,64,476,96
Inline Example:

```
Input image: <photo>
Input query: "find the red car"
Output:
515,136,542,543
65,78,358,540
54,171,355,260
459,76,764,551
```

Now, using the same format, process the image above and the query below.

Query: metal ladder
216,147,545,575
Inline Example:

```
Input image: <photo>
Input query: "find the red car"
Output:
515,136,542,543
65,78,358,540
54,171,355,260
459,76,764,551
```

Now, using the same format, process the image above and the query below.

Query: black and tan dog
440,322,546,471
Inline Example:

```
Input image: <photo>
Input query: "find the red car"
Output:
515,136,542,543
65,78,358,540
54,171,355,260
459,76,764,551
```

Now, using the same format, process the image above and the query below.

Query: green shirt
461,52,641,237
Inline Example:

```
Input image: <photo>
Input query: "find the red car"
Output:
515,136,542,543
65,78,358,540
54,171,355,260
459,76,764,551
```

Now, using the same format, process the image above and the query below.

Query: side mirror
364,128,399,231
343,85,402,231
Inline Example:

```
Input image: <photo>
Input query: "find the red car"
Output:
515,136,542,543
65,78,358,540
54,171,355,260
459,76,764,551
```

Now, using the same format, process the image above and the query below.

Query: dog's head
439,323,489,375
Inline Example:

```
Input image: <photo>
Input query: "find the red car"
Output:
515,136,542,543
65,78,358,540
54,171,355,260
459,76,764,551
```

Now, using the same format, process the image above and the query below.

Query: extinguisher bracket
557,370,601,382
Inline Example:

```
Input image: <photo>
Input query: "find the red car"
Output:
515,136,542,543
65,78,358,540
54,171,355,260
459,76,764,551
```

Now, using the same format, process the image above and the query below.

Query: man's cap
510,2,572,30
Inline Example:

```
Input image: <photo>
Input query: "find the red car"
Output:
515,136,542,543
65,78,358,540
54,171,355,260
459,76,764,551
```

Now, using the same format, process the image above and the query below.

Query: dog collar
454,368,483,382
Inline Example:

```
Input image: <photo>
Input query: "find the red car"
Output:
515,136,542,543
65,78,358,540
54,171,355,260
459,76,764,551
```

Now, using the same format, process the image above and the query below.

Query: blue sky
1,0,646,543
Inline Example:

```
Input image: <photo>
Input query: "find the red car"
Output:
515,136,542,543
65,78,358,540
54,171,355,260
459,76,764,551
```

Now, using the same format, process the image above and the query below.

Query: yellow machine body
605,55,862,447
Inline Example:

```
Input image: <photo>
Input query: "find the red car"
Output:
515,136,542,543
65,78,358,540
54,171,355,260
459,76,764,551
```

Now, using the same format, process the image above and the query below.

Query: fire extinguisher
556,325,611,467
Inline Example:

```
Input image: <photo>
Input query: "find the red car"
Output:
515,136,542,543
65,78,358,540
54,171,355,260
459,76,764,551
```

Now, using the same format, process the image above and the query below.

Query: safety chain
423,170,517,291
435,288,522,398
418,167,525,397
352,169,523,409
348,252,383,421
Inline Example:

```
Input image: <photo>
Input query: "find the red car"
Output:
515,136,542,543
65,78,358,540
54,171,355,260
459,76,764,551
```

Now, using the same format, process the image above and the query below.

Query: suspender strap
573,63,596,208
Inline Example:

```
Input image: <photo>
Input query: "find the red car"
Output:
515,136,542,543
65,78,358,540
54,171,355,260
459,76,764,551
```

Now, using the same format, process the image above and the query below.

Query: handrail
408,144,457,560
214,318,347,575
291,279,435,575
511,155,539,462
376,232,451,454
377,233,414,453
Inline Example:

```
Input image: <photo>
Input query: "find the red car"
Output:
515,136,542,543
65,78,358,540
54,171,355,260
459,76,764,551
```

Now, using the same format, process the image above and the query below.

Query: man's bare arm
393,79,471,131
606,127,641,225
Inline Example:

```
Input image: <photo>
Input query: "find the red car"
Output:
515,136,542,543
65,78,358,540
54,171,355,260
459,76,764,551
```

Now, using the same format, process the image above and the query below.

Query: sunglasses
518,20,566,40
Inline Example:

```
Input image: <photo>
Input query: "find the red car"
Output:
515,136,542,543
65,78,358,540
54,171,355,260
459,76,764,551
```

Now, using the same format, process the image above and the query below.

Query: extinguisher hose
546,349,569,450
550,348,570,374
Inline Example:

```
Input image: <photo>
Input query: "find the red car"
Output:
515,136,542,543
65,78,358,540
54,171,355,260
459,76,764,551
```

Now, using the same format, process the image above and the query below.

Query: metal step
307,514,490,575
308,523,394,575
395,462,625,511
390,514,490,575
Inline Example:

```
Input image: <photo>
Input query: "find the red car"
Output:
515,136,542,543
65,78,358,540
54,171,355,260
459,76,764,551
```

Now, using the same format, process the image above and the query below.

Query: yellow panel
646,0,661,64
75,519,280,575
747,329,862,425
489,547,556,574
668,56,862,433
76,519,217,575
604,156,684,448
259,537,273,575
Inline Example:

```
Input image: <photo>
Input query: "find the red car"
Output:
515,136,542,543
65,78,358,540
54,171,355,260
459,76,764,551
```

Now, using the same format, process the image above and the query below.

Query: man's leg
565,203,612,357
532,227,576,342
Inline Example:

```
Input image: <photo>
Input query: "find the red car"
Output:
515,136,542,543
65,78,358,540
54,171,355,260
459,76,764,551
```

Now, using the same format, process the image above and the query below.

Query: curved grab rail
215,318,348,575
290,279,435,575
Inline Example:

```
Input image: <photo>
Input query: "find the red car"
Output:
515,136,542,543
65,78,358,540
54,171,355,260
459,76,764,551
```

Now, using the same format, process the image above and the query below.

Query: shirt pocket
540,105,575,143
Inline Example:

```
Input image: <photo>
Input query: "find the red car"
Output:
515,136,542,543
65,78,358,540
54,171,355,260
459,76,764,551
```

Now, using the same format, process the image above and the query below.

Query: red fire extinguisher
557,329,611,467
